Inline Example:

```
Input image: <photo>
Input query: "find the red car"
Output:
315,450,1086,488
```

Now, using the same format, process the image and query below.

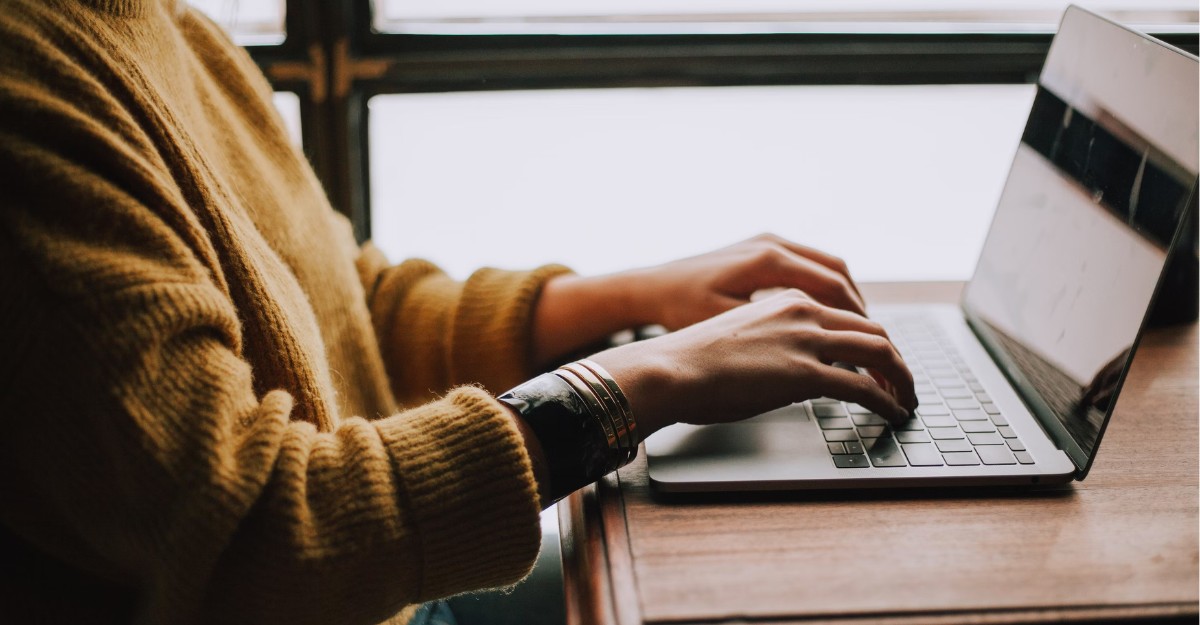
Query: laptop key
997,426,1017,438
846,404,874,414
1014,451,1035,464
916,405,950,417
896,430,930,443
902,443,945,466
947,398,979,409
961,421,996,434
922,416,957,428
940,387,974,399
916,393,941,405
833,454,870,468
812,397,839,405
943,451,981,466
857,425,890,439
935,439,972,453
814,404,849,418
1006,439,1026,452
928,427,966,440
967,432,1004,445
852,414,886,426
844,441,865,454
977,446,1017,465
827,442,847,455
975,392,992,403
823,430,858,442
818,417,853,430
953,408,988,421
981,402,1001,414
968,382,986,393
895,418,925,431
867,438,908,467
991,415,1010,426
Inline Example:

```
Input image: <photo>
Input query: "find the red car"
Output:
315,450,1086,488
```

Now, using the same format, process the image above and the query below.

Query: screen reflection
963,8,1197,464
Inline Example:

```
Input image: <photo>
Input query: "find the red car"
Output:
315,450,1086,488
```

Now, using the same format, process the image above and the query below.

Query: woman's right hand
587,289,918,439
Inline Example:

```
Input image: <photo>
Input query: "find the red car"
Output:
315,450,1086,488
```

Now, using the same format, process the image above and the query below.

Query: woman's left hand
624,233,865,331
533,233,869,366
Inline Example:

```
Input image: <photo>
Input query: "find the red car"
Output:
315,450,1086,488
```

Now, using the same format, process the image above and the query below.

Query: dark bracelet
498,373,615,504
498,362,639,505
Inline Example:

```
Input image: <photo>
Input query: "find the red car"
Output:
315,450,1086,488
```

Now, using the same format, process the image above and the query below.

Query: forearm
7,307,544,622
532,271,656,368
208,389,542,616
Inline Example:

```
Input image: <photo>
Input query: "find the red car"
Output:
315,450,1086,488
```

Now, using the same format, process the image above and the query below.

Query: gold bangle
553,369,620,457
578,359,639,453
561,362,634,466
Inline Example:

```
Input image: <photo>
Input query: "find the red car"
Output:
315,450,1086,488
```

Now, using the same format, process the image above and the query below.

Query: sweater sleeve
0,24,541,625
355,241,571,406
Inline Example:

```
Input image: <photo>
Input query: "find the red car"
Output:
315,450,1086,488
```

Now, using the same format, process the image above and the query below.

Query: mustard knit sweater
0,1,570,623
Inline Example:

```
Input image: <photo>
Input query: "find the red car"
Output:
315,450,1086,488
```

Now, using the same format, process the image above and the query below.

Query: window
214,1,1196,279
375,0,1197,34
271,92,303,147
359,2,1194,279
189,0,286,45
368,84,1034,281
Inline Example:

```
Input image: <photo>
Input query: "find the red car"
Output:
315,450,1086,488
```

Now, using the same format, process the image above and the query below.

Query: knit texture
0,1,570,623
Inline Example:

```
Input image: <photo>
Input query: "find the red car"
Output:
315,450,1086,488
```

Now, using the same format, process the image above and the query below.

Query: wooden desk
559,282,1199,625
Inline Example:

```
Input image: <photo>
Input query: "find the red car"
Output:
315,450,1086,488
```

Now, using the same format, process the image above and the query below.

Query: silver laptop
646,6,1199,493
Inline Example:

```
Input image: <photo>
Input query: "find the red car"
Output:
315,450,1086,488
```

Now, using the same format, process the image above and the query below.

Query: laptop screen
961,6,1198,477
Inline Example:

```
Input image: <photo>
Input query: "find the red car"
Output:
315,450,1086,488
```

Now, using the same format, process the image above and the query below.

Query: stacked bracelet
497,360,639,504
558,360,639,465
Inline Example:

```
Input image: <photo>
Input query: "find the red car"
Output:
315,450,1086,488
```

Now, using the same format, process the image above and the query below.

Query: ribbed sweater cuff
451,264,573,391
377,386,542,600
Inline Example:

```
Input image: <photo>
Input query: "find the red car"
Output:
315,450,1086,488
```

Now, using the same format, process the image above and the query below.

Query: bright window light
369,85,1036,283
188,0,286,45
271,92,302,148
376,0,1197,34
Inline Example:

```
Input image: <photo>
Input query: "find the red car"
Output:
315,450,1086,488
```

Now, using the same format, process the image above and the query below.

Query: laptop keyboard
820,315,1034,469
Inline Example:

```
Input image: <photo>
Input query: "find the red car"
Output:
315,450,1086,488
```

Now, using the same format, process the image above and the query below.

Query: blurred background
189,0,1195,282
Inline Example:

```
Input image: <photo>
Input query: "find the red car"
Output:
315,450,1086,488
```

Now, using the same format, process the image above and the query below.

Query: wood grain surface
560,282,1199,625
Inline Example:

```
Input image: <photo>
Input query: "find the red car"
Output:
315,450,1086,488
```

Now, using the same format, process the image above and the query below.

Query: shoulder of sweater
0,1,206,83
0,0,239,169
12,1,185,20
0,1,149,91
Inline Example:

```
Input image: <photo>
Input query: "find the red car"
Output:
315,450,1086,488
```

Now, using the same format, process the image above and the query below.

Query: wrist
498,365,640,506
588,343,678,439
